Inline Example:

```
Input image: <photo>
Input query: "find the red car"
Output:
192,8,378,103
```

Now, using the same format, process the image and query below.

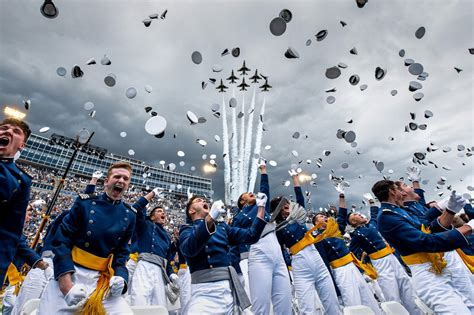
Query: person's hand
209,200,226,221
92,171,103,179
288,169,298,177
334,183,345,194
152,187,165,198
170,273,179,284
446,191,466,214
256,192,268,207
406,166,421,182
64,284,87,306
363,193,374,202
108,276,125,297
257,159,266,172
466,219,474,231
44,266,54,281
35,260,49,270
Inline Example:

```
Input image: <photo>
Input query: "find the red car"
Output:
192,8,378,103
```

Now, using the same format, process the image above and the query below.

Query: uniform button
126,210,129,213
205,245,209,249
92,202,96,205
90,210,95,214
207,255,211,259
89,220,93,224
84,242,90,247
86,231,91,236
118,237,121,240
124,217,128,221
210,265,213,268
18,180,21,184
151,245,154,247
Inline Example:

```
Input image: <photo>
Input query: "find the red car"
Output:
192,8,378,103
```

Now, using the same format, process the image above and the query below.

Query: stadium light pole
30,129,103,249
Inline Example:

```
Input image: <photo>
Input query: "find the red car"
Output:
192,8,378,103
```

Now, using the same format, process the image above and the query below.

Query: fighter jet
216,79,228,93
259,78,272,92
226,70,238,84
237,78,250,91
249,69,262,83
237,61,251,76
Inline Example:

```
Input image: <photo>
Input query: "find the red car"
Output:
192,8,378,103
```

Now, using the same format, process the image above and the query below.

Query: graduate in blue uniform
233,161,292,315
373,179,474,313
0,118,32,284
38,162,136,315
13,172,101,315
346,193,419,314
179,194,267,314
273,170,340,315
129,188,179,307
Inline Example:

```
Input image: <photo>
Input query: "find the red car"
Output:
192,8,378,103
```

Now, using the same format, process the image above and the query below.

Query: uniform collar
102,192,122,205
0,157,14,163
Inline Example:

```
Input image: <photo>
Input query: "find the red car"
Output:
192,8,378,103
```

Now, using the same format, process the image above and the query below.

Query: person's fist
334,183,345,194
256,192,268,207
92,171,103,179
108,276,125,297
210,200,226,221
64,284,87,306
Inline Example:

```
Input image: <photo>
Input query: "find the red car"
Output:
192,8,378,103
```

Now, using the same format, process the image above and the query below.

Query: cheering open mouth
0,137,10,148
112,185,124,194
203,203,209,210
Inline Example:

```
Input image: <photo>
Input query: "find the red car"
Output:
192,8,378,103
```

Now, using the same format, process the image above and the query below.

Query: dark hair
148,206,164,219
1,118,31,141
237,193,245,209
312,212,325,225
371,180,395,202
186,195,206,220
270,196,285,223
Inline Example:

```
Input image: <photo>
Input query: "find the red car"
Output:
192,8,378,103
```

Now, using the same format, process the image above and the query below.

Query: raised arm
290,170,305,208
337,193,348,233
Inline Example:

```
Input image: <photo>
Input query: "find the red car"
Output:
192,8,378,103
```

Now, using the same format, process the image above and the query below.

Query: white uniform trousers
130,260,166,306
178,267,191,312
2,285,16,315
292,245,341,315
410,261,472,314
444,250,474,308
125,258,137,290
183,279,234,315
238,258,254,315
371,254,420,314
12,257,53,315
37,265,132,315
332,262,382,315
248,232,292,315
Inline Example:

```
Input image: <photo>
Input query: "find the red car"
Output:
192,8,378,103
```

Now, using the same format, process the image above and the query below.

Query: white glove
257,158,266,168
64,284,88,306
467,219,474,230
169,273,179,286
363,193,374,202
446,191,466,214
334,183,345,194
210,200,226,221
44,266,54,281
363,274,374,283
406,166,421,182
108,276,125,297
92,171,103,179
152,187,165,198
256,192,268,207
288,169,298,177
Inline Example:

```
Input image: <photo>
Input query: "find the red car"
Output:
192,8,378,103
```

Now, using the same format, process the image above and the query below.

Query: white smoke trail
243,88,256,191
230,89,239,203
248,95,265,192
239,95,246,197
221,94,231,204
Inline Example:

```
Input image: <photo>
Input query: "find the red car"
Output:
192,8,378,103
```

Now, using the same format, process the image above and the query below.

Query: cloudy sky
1,0,472,212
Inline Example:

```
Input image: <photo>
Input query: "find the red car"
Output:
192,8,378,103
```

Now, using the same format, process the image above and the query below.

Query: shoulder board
123,203,137,214
78,193,97,200
381,208,394,213
15,165,33,179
